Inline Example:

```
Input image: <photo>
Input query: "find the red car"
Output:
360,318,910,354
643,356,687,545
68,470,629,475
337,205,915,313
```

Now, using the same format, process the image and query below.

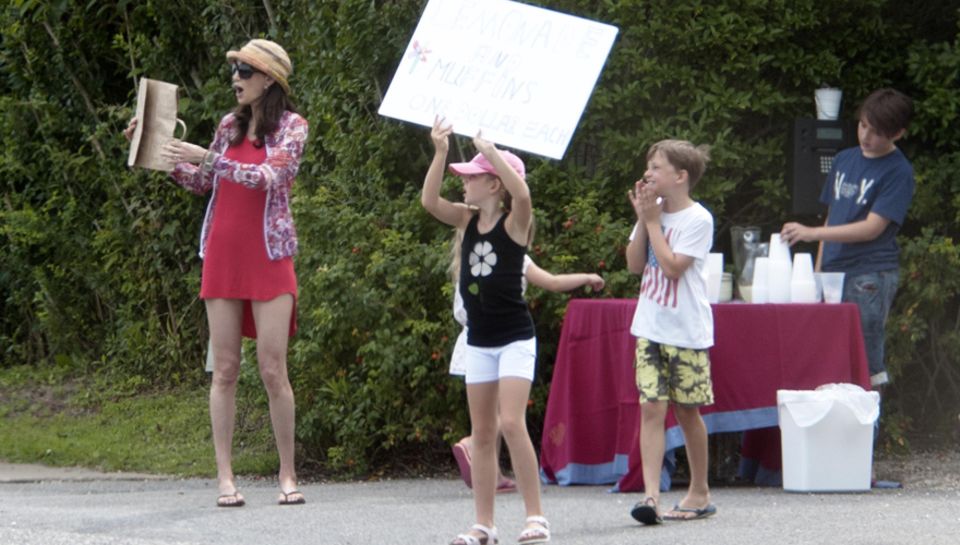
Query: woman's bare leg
251,294,301,502
206,298,244,502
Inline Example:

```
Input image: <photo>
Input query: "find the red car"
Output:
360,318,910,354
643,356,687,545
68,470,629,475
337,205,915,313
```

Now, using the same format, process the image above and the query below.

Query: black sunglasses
230,62,261,79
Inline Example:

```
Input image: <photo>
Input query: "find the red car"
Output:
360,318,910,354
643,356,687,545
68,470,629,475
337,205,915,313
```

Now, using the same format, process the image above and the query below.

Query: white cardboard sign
378,0,618,159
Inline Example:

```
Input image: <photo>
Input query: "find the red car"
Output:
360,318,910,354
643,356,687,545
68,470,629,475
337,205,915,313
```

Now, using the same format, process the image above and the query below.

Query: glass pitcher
730,226,767,301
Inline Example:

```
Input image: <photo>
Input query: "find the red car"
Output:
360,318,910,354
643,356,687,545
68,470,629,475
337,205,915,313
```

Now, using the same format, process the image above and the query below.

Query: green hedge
2,0,958,472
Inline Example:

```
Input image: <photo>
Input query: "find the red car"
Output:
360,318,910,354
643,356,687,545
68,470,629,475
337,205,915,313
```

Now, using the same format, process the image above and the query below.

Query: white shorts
449,329,468,377
464,337,537,384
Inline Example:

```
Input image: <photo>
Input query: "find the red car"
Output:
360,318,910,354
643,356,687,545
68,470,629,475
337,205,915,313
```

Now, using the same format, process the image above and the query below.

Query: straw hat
225,39,292,94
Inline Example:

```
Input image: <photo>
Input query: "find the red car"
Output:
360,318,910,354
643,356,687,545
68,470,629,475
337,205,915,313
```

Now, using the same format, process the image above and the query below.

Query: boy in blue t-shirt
781,88,914,388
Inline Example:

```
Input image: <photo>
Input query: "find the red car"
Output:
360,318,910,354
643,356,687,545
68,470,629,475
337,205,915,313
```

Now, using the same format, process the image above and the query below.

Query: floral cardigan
170,110,308,260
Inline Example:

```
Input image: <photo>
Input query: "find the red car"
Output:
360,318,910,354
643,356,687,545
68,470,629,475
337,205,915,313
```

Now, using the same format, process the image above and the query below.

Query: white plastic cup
768,257,792,303
767,234,792,304
791,253,815,283
707,252,724,276
706,253,724,304
791,282,818,303
820,272,845,303
753,286,769,305
790,253,818,303
752,257,770,304
815,87,842,120
769,233,791,263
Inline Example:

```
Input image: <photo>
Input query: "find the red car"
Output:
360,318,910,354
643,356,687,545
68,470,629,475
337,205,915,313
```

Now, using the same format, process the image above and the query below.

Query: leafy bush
882,30,960,442
2,0,958,473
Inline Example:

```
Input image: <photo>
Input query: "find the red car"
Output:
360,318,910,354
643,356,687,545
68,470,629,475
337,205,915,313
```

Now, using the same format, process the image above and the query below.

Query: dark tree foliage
2,0,958,472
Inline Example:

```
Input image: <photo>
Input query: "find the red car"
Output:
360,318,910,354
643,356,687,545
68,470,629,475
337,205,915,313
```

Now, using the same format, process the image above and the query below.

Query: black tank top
460,213,535,347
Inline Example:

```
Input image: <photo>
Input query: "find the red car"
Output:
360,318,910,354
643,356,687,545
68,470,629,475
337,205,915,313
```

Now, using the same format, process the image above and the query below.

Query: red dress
200,137,297,338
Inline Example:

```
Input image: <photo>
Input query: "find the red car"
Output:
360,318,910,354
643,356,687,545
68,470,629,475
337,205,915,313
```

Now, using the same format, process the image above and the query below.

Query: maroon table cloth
539,299,870,492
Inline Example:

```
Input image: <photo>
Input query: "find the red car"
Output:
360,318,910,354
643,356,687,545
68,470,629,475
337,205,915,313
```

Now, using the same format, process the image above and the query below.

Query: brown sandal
216,491,245,508
278,490,306,505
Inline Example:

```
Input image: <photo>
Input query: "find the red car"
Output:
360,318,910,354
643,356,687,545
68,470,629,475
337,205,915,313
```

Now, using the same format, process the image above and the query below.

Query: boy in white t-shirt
626,139,717,525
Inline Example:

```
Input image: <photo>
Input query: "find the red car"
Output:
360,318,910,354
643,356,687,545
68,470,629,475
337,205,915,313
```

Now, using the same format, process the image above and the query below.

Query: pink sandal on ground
450,523,498,545
496,475,517,494
452,437,516,493
518,515,550,544
451,440,473,488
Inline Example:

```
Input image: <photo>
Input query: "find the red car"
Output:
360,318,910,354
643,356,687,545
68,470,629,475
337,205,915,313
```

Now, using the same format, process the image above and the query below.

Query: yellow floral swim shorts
634,337,714,406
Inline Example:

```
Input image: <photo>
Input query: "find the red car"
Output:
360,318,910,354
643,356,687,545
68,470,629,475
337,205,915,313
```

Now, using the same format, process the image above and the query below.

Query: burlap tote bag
127,78,187,172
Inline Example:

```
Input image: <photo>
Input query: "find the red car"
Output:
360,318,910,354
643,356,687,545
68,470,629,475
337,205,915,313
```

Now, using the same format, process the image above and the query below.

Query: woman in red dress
125,39,308,508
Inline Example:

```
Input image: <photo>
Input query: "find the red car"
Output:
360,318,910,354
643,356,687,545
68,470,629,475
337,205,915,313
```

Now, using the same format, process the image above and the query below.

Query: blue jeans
842,269,899,386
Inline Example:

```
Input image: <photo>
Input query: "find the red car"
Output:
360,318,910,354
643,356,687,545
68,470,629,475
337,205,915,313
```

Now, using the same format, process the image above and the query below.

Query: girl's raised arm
421,116,471,228
473,132,531,245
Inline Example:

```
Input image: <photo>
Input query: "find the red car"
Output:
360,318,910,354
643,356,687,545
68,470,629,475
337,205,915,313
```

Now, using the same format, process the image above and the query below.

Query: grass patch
0,365,279,477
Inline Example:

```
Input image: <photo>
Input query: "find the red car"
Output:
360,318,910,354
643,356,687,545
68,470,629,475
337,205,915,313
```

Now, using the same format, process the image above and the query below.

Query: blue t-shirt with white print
819,146,914,276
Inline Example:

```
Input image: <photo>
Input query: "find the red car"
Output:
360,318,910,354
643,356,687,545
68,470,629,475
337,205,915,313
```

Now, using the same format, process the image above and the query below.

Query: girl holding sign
422,117,550,545
448,232,604,494
124,39,308,508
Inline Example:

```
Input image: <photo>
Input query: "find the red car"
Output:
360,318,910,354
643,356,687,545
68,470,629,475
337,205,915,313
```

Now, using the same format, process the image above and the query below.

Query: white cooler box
778,384,880,492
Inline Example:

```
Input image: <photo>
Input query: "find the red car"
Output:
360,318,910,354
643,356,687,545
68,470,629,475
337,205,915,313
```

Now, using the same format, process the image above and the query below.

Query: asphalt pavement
1,463,958,545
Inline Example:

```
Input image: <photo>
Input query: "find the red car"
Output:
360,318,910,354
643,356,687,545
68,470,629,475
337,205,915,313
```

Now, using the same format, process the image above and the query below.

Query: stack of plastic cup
769,233,791,262
706,253,724,304
767,234,792,303
790,253,818,303
752,257,770,304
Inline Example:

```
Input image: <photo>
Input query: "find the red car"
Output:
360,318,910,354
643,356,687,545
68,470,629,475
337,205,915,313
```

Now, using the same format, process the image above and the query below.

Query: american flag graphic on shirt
639,227,679,308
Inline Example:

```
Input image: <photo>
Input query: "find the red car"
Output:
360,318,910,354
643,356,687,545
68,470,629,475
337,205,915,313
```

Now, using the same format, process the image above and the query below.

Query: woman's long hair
230,84,298,147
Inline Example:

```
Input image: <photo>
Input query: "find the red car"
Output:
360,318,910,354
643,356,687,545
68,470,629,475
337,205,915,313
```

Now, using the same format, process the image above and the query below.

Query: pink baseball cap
448,150,525,180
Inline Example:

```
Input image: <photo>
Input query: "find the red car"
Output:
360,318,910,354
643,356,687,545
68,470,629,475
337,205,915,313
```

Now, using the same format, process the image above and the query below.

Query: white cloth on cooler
777,383,880,427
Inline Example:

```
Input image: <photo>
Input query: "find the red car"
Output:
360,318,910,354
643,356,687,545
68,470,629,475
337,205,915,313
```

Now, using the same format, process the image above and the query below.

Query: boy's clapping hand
629,180,660,223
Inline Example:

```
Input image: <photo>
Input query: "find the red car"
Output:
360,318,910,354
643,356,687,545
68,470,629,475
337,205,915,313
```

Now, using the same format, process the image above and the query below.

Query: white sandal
450,523,498,545
518,516,550,544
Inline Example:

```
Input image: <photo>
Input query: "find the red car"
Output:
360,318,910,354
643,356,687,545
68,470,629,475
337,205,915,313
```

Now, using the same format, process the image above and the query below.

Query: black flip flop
630,497,662,525
663,503,717,521
278,490,306,505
